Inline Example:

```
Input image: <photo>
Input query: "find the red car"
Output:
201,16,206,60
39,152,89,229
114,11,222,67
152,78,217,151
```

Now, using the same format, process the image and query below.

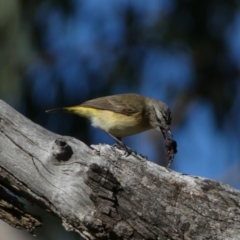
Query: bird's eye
163,109,172,125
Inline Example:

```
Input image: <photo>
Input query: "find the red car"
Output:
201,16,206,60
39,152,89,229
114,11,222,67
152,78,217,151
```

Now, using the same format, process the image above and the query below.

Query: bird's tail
45,107,70,113
46,106,91,117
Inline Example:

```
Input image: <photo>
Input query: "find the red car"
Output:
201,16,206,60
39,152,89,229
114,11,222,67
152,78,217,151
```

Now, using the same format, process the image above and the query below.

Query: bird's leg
107,133,132,156
107,133,148,159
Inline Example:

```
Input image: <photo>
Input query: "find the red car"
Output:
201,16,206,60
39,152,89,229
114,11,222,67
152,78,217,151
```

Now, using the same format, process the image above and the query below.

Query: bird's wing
80,94,145,115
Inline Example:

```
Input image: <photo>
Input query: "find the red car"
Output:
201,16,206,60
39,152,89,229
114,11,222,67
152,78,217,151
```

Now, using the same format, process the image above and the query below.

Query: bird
46,93,174,158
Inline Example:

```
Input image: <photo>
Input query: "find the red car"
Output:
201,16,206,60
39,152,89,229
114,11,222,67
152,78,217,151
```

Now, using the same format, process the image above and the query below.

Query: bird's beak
160,127,173,139
168,129,173,138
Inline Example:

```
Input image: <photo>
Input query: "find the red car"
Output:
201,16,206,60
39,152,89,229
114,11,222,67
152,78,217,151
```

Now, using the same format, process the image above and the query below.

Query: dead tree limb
0,99,240,240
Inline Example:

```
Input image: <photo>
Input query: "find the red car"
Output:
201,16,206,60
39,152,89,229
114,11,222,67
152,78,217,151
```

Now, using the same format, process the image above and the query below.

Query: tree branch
0,99,240,240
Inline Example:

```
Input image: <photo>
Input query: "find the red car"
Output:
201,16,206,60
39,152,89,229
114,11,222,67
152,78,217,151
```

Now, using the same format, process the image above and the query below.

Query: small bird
46,93,176,164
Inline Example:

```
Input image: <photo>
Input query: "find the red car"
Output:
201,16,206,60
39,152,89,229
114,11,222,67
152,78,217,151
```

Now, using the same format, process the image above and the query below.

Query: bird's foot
138,153,148,160
112,143,133,156
112,143,148,159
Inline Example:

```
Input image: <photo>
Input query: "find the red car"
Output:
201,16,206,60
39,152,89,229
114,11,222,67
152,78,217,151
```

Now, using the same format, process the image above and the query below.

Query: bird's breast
90,109,151,137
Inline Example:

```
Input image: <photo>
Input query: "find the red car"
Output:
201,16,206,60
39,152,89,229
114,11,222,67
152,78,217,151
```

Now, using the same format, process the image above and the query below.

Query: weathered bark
0,99,240,240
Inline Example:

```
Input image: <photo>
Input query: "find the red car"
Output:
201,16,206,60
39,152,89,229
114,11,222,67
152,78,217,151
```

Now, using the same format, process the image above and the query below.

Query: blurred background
0,0,240,239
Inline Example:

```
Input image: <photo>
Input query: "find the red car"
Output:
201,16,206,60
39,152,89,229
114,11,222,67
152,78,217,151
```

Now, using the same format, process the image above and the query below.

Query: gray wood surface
0,99,240,240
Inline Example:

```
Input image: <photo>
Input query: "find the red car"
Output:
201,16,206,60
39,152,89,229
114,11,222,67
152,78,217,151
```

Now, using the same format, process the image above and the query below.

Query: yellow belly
67,106,151,138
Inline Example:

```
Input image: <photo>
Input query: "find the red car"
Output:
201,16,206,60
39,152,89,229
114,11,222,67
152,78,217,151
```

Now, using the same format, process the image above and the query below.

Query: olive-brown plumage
46,93,175,162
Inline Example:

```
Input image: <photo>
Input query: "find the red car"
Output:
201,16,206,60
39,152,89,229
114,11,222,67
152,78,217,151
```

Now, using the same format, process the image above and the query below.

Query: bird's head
147,99,172,137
